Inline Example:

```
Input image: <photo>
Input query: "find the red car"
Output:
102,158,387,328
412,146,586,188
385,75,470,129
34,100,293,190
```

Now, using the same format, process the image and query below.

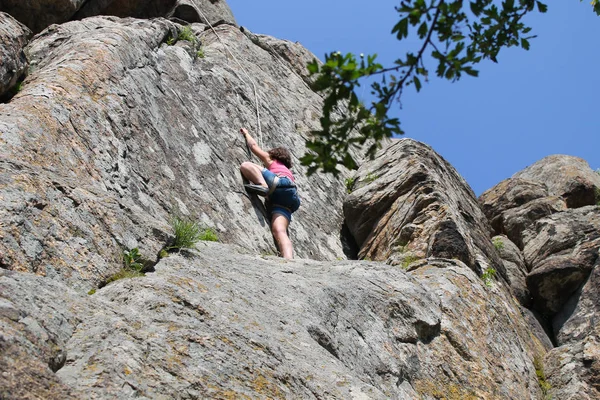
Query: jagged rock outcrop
514,155,600,208
0,12,31,99
480,156,600,398
1,16,347,292
2,242,552,399
344,139,504,278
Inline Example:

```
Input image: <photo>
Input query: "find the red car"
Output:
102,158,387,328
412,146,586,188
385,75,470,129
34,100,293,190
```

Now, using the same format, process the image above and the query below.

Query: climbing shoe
244,184,269,197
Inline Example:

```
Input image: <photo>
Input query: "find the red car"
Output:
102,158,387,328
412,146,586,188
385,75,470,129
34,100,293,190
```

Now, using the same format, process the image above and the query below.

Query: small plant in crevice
123,247,144,271
595,187,600,206
364,173,378,184
481,267,496,287
401,255,420,270
198,227,219,242
178,25,197,44
344,176,356,194
534,356,552,399
104,247,149,285
196,48,205,59
87,288,96,295
492,237,504,251
166,25,199,47
163,215,218,253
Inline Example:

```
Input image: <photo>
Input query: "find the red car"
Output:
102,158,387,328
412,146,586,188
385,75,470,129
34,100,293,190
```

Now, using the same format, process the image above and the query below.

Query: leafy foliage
103,247,147,285
303,0,598,175
123,248,144,272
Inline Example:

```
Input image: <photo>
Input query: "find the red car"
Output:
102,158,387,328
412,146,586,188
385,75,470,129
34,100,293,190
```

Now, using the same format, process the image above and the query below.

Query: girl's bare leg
240,162,268,187
271,213,293,259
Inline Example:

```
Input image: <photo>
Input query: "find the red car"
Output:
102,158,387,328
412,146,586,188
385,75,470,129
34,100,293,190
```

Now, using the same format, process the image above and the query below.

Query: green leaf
521,38,530,50
418,21,428,38
414,76,422,92
536,1,548,13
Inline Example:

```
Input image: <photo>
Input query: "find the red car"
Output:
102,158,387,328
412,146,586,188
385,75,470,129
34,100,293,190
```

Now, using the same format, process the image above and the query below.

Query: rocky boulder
0,0,235,34
0,17,349,292
479,178,566,246
514,155,600,209
74,0,237,26
0,12,31,99
0,0,86,33
523,206,600,314
344,139,503,278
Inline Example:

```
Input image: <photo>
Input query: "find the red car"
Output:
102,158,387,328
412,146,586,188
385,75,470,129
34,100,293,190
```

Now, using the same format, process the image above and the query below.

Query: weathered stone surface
545,265,600,399
479,178,566,245
0,17,350,291
0,0,86,33
523,206,600,314
0,12,31,99
0,269,90,399
344,139,503,278
493,235,531,306
1,242,552,399
513,155,600,209
500,195,566,249
169,0,236,25
74,0,236,26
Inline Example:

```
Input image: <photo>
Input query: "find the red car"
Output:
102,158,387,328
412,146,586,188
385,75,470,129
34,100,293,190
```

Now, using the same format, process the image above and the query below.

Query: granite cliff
1,1,599,399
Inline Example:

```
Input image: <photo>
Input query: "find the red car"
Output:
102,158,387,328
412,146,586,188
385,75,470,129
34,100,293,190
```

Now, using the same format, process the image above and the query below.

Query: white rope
194,9,263,148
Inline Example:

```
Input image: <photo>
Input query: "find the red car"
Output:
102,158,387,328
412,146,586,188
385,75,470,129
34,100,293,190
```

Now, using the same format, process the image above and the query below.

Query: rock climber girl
239,128,301,259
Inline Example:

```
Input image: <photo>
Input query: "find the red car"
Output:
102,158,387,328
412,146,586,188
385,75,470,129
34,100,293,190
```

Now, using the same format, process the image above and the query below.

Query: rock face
0,2,599,399
480,155,600,398
344,139,503,278
1,17,347,292
0,12,31,99
2,242,551,399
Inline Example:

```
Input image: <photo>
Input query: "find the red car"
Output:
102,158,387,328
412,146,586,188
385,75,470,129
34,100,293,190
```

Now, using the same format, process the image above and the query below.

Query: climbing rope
194,8,263,149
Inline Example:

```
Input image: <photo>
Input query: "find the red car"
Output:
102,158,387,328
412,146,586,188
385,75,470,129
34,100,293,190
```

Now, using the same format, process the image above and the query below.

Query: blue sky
227,1,600,195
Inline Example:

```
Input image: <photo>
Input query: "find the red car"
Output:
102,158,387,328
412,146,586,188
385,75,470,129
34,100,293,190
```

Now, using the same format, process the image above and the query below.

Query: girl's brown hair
268,147,292,169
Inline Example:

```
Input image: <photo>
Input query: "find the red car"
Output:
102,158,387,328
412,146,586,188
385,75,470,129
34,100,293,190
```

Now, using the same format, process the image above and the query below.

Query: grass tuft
345,177,356,193
481,267,496,287
166,216,218,252
492,237,504,251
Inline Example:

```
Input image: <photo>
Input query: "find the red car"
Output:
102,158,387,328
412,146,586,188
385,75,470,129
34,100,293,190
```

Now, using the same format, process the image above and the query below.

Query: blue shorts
262,169,301,222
